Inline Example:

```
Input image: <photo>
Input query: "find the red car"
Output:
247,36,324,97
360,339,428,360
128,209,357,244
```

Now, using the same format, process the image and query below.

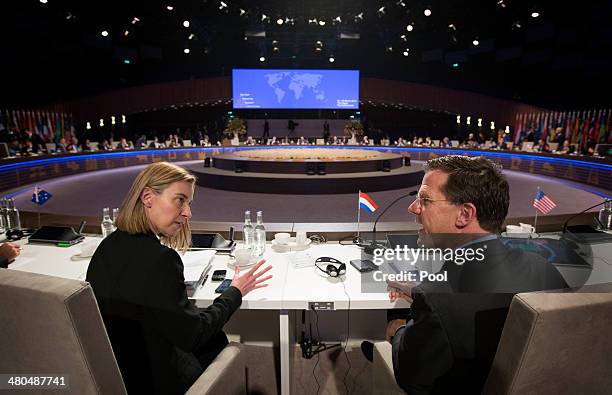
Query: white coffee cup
519,223,535,233
295,231,307,245
274,233,290,244
80,239,100,258
505,225,524,233
234,249,252,266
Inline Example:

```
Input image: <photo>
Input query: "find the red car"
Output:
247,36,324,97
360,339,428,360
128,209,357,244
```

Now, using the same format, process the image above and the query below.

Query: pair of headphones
315,256,346,277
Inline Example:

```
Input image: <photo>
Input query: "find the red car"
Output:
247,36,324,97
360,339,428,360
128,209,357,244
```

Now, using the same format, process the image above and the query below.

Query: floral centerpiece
343,120,364,138
223,117,246,138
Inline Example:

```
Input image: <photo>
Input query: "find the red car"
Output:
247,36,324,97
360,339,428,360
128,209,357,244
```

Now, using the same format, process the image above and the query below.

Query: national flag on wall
533,190,557,215
358,191,378,213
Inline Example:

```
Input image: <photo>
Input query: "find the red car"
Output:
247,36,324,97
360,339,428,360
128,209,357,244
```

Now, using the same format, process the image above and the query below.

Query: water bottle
0,199,7,233
112,208,119,231
101,207,114,237
242,210,254,249
599,199,612,230
6,198,21,230
253,211,266,257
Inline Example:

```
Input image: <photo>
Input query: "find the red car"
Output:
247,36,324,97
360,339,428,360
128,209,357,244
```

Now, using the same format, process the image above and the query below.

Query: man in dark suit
386,155,567,394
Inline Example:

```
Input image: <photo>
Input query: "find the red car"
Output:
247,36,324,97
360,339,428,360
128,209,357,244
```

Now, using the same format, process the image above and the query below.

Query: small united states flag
533,190,556,214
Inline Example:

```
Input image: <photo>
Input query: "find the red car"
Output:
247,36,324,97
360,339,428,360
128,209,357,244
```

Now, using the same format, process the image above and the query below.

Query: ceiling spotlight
448,23,456,31
472,39,479,46
66,13,75,20
406,24,414,32
124,30,130,36
239,8,246,16
261,14,269,22
497,0,506,8
131,17,140,25
101,30,109,37
400,34,407,41
40,0,48,3
308,18,317,24
316,40,323,47
182,20,190,28
397,0,406,6
334,16,342,23
259,56,266,62
329,56,335,63
272,40,279,45
188,33,195,40
319,20,326,26
378,6,386,16
402,49,410,56
219,1,228,10
452,63,459,68
354,12,364,21
386,46,393,52
184,48,190,54
273,46,279,52
166,5,174,11
424,9,432,17
531,12,540,18
512,21,522,29
277,18,284,25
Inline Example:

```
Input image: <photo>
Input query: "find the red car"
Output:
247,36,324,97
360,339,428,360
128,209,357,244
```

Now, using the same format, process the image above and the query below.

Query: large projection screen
232,69,359,109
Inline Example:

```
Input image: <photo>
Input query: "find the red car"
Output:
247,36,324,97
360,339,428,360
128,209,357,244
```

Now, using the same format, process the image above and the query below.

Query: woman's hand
230,259,273,296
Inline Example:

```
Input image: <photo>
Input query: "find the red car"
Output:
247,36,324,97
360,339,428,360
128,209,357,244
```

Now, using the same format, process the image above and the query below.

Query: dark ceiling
2,0,611,110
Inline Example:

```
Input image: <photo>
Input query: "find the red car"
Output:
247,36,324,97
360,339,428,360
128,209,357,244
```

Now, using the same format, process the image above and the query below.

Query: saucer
272,237,311,252
501,232,538,239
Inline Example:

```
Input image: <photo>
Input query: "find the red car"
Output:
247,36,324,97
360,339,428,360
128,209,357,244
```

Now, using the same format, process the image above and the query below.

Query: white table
9,235,612,395
8,237,408,395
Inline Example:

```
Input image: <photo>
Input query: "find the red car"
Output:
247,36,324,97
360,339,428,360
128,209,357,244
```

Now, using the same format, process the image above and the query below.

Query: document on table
182,250,216,282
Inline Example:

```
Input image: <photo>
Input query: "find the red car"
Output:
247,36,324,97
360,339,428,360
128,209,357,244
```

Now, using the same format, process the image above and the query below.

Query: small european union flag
32,187,52,206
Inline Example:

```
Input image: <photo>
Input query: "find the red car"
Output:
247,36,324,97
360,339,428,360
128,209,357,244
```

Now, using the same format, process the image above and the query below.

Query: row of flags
0,109,76,143
513,109,612,150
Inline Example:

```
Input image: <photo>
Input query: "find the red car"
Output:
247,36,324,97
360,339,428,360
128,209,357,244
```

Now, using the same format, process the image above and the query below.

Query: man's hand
387,280,417,303
386,319,406,342
0,242,21,263
230,259,273,296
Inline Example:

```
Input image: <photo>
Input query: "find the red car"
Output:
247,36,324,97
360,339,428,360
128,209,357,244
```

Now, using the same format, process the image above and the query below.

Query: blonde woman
86,162,271,394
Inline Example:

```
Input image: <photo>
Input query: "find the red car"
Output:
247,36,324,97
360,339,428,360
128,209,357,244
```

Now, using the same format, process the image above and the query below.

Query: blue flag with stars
32,187,52,206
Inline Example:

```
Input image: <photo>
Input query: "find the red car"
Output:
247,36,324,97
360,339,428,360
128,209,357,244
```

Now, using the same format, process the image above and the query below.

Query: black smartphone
215,279,232,293
350,259,378,273
212,269,227,282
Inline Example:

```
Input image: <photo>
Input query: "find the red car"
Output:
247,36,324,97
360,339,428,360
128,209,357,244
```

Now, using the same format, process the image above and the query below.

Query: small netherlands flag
359,191,378,213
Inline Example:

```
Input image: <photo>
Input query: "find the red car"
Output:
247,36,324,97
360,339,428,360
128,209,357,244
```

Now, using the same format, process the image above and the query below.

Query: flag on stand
358,191,378,213
533,190,556,214
32,186,53,206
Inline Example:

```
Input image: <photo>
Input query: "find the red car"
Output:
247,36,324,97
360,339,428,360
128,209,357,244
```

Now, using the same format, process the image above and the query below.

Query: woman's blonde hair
116,162,196,252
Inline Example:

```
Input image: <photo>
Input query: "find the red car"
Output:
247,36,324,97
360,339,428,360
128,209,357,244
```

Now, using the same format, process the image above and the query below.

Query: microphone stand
562,199,609,234
362,190,417,254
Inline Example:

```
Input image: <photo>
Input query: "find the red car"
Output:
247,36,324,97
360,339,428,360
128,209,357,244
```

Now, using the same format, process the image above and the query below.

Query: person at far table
0,242,21,268
86,162,272,395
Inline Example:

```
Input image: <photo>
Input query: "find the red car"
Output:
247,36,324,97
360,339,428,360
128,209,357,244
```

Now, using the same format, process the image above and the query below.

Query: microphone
363,190,418,254
77,221,86,235
562,199,610,234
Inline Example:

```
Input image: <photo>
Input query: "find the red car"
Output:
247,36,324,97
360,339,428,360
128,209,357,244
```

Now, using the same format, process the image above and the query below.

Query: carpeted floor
9,160,610,224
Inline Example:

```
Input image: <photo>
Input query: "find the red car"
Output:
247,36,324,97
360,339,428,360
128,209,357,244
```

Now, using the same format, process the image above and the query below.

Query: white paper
181,250,216,267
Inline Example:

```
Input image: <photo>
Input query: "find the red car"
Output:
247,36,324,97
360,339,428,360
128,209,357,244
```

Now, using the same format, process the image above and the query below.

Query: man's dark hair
424,155,509,232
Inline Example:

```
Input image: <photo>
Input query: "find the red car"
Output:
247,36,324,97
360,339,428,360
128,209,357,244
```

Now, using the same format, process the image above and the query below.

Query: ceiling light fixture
182,20,190,28
424,9,432,16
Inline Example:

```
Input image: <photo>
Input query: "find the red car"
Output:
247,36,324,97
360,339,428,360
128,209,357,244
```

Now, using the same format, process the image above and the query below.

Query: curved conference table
7,233,612,395
0,145,610,194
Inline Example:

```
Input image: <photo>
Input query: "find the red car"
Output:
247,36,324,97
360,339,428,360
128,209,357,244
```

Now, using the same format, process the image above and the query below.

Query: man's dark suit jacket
392,238,568,394
86,230,242,395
